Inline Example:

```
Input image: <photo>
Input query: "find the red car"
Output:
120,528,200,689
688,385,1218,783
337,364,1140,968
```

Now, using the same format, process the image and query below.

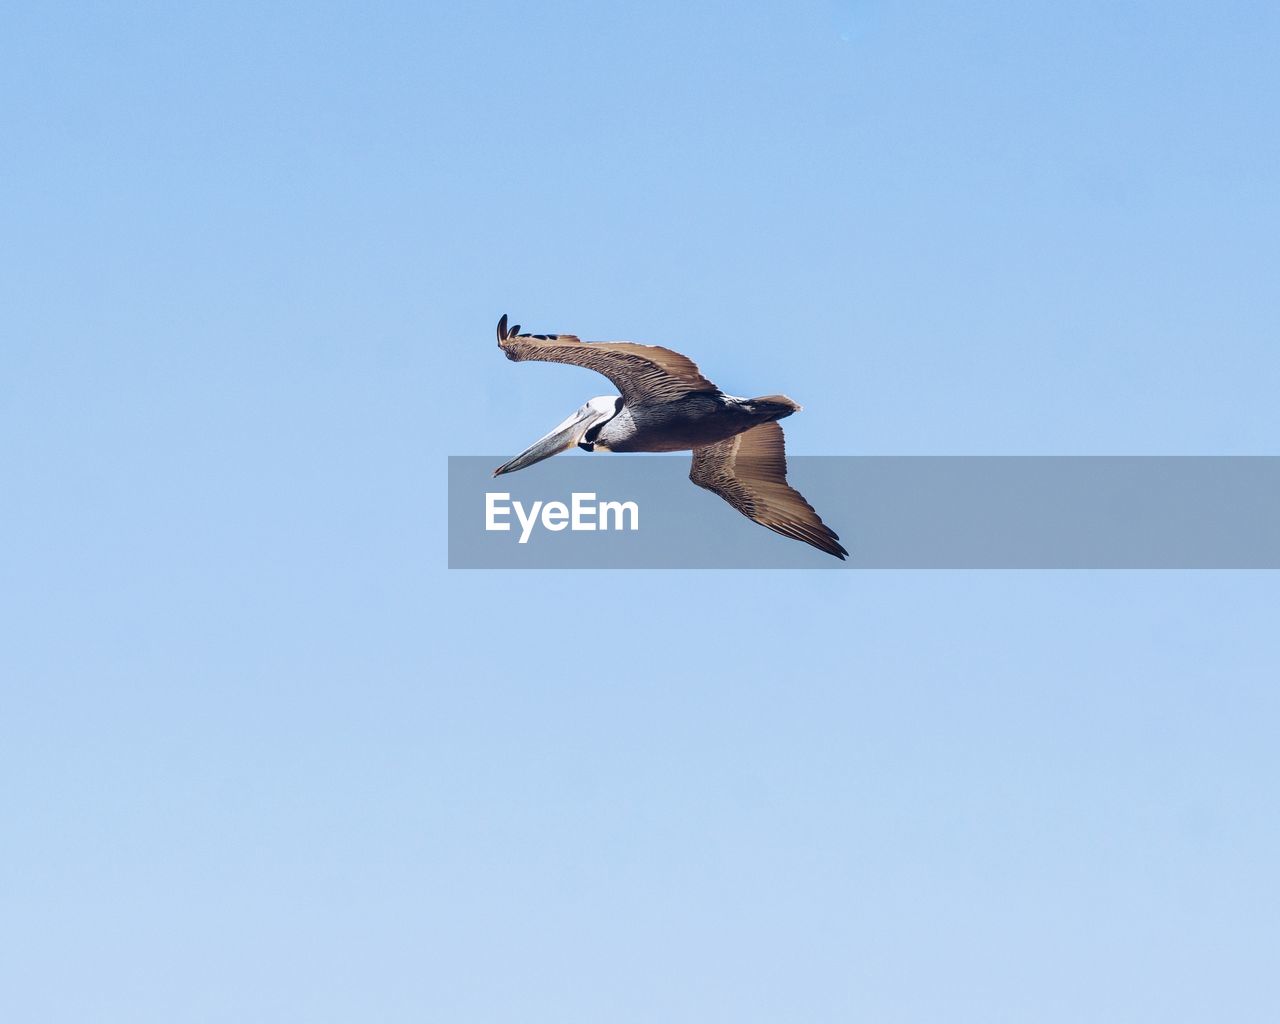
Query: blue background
3,3,1278,1021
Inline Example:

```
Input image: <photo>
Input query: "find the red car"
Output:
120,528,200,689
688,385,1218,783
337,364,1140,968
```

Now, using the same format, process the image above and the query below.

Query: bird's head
493,396,622,477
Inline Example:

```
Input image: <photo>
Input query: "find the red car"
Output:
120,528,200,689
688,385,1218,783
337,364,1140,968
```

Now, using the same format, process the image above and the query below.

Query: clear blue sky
2,2,1278,1021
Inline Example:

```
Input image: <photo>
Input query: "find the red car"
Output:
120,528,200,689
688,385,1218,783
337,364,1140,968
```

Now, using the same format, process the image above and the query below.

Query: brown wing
496,313,719,406
690,422,848,560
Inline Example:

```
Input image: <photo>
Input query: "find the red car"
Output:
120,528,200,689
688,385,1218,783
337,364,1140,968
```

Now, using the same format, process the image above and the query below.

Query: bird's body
491,314,847,559
591,392,795,452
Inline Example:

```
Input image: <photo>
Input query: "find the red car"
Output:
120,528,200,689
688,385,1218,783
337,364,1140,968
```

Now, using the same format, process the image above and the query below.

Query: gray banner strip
448,456,1280,569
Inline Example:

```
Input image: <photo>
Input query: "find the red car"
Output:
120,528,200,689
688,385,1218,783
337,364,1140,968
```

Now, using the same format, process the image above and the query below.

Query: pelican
491,314,847,559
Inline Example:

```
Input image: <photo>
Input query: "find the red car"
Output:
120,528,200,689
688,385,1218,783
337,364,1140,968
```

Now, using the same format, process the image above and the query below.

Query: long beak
493,405,603,477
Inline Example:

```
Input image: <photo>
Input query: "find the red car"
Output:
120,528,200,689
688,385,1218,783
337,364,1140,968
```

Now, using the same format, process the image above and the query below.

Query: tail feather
749,394,802,418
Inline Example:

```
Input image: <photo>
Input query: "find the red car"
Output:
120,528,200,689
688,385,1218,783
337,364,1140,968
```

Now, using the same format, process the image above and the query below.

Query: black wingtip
497,313,508,341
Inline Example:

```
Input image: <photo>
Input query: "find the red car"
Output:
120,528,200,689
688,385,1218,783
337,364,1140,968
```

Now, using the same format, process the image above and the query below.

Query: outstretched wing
690,422,848,560
497,313,720,406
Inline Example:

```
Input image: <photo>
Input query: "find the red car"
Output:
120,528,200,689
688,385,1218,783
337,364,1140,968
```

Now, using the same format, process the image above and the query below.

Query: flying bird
492,314,847,559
